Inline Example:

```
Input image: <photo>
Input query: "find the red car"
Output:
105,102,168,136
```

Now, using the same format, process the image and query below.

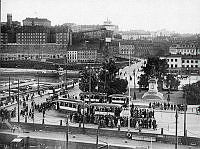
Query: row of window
170,64,198,68
168,59,198,63
18,33,46,35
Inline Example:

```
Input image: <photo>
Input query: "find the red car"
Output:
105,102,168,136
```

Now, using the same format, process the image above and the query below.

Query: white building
169,43,197,55
161,55,200,75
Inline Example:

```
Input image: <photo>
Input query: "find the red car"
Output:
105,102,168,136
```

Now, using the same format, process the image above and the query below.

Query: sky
1,0,200,33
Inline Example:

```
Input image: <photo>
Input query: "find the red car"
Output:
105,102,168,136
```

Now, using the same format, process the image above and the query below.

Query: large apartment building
23,17,51,27
161,55,200,75
169,42,198,55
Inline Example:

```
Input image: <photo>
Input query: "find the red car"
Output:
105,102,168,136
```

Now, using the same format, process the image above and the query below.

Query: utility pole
66,115,69,149
89,63,91,104
37,75,39,94
128,50,131,132
175,107,178,149
83,100,85,129
96,124,100,149
184,104,187,145
9,76,11,103
17,79,20,124
65,55,68,94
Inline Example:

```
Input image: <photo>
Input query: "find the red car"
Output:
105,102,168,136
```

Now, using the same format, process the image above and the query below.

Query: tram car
108,94,129,106
90,103,122,117
79,92,107,103
54,98,86,114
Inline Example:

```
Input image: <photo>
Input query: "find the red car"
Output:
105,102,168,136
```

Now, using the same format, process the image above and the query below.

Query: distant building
102,19,119,33
119,41,135,56
23,17,51,27
77,49,97,62
161,54,200,75
121,32,152,40
67,24,102,32
55,26,72,46
7,13,12,26
16,25,72,45
169,42,197,55
117,40,154,58
16,26,48,44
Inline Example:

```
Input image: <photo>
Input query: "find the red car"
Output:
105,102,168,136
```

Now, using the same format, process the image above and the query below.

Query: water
0,68,71,86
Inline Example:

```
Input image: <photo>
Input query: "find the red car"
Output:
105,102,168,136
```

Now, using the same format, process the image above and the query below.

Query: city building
65,24,102,32
16,26,48,44
67,51,78,63
102,19,119,33
119,41,135,56
55,26,72,46
120,31,152,40
23,17,51,27
161,54,200,75
169,42,198,55
77,49,97,62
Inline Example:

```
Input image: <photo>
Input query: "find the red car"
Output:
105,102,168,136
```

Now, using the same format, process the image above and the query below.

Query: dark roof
23,17,51,22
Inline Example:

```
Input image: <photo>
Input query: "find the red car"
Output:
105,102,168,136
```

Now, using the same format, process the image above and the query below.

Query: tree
138,57,168,89
79,58,128,95
79,67,98,92
164,74,180,91
183,81,200,105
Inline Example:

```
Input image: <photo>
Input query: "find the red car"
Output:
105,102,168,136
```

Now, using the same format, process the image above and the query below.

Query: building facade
169,43,198,55
23,17,51,27
161,55,200,74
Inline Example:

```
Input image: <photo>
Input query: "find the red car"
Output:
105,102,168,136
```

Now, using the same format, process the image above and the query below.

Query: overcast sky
1,0,200,33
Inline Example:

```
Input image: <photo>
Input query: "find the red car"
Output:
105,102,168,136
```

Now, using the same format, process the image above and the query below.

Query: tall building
23,17,51,27
7,13,12,26
16,26,48,44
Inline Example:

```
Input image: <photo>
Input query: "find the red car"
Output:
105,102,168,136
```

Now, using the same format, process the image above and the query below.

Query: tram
108,94,129,106
90,103,122,117
54,98,85,113
79,92,107,103
10,137,25,149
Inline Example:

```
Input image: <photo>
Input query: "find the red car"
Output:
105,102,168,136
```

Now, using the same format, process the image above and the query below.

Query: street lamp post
175,107,178,149
17,79,20,125
104,70,109,103
128,50,131,132
167,80,171,103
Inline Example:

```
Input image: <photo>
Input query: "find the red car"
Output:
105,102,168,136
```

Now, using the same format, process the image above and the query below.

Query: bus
79,92,107,103
108,94,130,106
90,103,122,117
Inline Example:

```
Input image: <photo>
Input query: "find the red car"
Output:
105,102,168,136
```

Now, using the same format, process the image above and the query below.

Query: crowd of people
66,105,157,130
149,102,187,111
0,108,16,121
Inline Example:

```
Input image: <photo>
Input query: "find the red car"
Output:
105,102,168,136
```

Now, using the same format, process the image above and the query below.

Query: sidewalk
0,129,199,149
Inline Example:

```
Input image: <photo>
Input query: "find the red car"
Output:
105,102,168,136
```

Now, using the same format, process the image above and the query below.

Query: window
191,65,193,68
171,64,173,68
182,60,185,63
195,60,198,63
195,65,198,68
182,65,184,68
191,60,193,63
171,59,173,62
187,60,189,63
175,59,177,62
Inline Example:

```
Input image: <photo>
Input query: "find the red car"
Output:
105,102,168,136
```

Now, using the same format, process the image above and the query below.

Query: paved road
1,129,199,149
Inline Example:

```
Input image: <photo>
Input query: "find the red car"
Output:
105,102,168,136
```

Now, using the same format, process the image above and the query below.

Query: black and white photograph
0,0,200,148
